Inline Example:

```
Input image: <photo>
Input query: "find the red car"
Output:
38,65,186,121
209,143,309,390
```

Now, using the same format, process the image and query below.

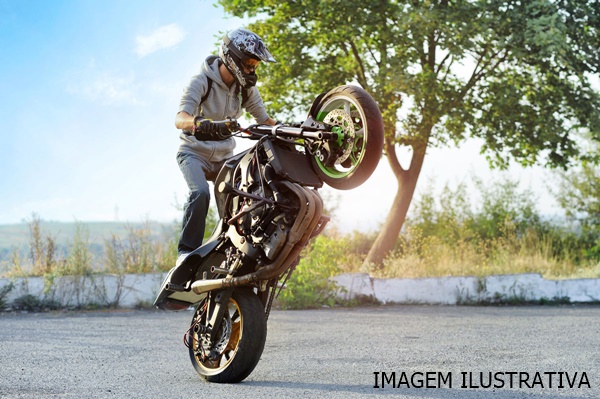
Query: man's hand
193,117,239,141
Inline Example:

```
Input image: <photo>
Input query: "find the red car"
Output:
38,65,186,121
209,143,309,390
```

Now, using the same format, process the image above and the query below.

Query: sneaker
176,252,190,267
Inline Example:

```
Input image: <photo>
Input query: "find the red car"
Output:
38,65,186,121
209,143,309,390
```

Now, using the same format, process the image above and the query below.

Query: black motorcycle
154,85,384,383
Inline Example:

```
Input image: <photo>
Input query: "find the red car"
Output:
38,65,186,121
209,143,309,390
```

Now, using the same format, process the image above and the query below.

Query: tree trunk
363,137,428,266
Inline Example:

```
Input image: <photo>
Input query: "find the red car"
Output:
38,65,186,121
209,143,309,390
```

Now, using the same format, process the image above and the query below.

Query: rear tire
188,288,267,383
310,85,384,190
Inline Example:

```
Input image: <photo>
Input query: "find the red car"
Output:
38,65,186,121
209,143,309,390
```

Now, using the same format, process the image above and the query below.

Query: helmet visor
242,58,260,73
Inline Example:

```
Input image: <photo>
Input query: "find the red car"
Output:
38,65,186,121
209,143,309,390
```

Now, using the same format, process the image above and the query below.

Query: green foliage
2,208,214,279
103,221,159,274
284,174,598,280
0,220,174,263
220,0,600,167
0,283,14,309
63,222,94,276
406,175,546,246
553,136,600,261
557,162,600,229
27,212,63,276
407,180,473,242
204,205,218,239
221,0,600,266
1,208,213,310
155,205,215,271
11,294,60,312
278,234,347,309
158,221,180,272
4,172,600,311
470,177,544,241
378,174,599,278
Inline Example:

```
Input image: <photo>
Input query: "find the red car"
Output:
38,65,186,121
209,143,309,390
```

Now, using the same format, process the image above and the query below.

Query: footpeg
165,282,188,292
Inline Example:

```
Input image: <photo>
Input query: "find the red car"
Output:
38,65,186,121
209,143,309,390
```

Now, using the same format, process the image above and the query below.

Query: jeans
176,152,221,255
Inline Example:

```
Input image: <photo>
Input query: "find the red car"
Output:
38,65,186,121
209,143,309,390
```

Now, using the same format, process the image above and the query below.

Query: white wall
333,273,600,305
1,272,599,309
0,273,167,309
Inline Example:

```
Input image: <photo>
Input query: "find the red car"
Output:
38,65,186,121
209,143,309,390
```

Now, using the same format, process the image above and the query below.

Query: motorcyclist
175,28,277,265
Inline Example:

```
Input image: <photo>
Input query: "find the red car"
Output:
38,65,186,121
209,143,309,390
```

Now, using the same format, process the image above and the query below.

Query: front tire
188,288,267,383
311,85,384,190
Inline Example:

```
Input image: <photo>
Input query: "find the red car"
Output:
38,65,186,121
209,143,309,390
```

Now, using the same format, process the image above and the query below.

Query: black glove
193,117,238,141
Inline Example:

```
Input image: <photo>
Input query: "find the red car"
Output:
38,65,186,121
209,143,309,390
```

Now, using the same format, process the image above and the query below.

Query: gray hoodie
178,56,270,163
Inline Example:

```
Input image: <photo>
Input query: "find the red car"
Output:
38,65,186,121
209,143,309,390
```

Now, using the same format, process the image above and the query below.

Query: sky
0,0,563,232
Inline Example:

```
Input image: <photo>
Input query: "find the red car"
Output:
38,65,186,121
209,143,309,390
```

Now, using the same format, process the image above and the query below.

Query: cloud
67,70,140,106
135,23,185,57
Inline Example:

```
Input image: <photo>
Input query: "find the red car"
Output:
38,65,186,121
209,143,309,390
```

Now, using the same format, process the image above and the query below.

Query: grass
300,176,600,284
362,228,600,280
1,175,599,310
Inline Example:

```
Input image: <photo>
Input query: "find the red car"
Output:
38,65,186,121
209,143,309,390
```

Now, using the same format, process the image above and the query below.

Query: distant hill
0,220,178,262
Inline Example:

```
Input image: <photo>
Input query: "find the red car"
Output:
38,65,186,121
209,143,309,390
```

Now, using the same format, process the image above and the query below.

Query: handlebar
208,115,335,141
244,124,328,140
236,115,335,141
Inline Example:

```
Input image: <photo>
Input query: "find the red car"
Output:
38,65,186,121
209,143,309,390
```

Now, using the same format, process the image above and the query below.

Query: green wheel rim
314,102,367,178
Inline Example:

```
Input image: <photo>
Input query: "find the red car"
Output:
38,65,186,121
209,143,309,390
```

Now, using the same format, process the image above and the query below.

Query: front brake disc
323,109,355,165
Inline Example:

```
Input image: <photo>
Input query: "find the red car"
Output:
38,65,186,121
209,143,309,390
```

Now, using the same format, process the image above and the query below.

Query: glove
193,117,239,141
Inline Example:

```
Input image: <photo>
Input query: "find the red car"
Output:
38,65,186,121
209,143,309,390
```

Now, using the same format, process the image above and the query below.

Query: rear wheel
188,288,267,383
310,85,384,190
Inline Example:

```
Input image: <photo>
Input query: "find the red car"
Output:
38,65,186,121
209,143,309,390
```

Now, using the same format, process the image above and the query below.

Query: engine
230,162,297,262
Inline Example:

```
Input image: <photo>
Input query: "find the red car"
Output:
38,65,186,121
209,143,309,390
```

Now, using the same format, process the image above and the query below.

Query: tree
555,135,600,232
220,0,600,265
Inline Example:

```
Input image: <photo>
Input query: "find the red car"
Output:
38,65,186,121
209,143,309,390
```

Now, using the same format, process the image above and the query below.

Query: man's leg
177,152,211,255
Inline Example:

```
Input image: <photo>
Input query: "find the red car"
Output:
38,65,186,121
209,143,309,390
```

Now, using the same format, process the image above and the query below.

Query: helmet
219,28,276,89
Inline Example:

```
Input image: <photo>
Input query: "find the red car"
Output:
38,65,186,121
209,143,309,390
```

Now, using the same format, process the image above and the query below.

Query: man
175,28,277,265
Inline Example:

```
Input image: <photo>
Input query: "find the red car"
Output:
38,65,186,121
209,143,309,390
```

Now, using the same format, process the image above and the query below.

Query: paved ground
0,305,599,398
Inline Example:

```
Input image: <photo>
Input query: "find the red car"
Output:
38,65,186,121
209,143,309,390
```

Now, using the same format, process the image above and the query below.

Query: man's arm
177,111,276,131
175,111,195,131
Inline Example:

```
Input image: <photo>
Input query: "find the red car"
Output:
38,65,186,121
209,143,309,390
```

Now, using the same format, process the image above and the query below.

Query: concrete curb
2,272,599,309
332,273,600,304
0,273,167,309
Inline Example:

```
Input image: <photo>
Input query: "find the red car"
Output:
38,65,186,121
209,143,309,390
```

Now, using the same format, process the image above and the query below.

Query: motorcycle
154,84,384,383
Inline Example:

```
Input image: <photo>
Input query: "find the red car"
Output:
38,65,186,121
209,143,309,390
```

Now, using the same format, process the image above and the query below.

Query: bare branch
451,46,510,108
440,55,456,83
368,45,380,69
435,52,453,76
349,40,368,87
385,135,407,177
427,31,436,70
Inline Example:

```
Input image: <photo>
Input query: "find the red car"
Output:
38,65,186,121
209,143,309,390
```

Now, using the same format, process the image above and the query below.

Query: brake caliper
322,109,355,165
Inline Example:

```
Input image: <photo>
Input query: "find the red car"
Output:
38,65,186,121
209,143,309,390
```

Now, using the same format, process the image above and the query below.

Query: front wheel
310,85,384,190
188,288,267,383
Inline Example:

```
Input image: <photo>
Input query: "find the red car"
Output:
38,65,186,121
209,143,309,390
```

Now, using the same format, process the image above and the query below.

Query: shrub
26,213,63,276
0,283,14,310
12,294,60,312
278,234,350,309
103,220,159,274
377,174,600,279
63,222,94,276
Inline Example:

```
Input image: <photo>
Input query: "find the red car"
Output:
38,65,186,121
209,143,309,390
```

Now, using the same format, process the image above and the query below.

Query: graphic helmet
219,28,276,89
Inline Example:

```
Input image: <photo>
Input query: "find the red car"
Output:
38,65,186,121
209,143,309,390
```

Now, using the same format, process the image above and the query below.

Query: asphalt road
0,305,599,399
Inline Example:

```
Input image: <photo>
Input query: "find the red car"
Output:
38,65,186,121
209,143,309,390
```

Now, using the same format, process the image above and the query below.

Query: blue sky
0,0,247,224
0,0,560,230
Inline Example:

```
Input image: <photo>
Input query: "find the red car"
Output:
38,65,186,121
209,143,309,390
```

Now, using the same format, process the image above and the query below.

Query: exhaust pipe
191,273,258,294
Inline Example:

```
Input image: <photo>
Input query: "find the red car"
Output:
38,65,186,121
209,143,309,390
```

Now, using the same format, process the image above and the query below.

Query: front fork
205,288,234,344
